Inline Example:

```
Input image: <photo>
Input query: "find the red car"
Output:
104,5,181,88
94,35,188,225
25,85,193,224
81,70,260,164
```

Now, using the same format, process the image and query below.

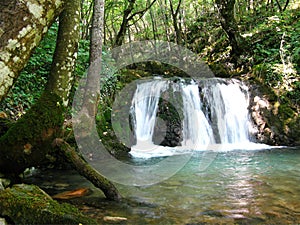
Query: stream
25,146,300,224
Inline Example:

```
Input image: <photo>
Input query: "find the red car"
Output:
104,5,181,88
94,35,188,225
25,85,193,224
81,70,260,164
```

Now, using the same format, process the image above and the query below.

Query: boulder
0,184,97,224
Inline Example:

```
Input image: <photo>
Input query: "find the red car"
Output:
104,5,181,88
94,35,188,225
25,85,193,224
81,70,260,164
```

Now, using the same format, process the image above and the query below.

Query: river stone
0,184,97,224
103,216,128,223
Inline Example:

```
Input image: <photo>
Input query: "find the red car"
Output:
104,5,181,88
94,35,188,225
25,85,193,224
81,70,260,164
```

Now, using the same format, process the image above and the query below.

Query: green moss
4,91,63,142
278,104,295,120
0,91,65,175
0,184,97,224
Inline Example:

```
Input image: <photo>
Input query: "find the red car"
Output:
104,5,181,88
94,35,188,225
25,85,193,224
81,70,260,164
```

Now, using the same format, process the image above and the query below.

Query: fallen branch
53,138,121,201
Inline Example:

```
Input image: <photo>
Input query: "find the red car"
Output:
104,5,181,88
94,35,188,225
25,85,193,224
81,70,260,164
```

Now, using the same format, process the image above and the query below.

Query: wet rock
0,184,97,224
248,82,300,145
103,216,128,223
153,94,183,147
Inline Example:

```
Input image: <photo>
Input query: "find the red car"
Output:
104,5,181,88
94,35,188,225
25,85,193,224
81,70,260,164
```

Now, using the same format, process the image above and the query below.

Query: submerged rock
0,184,97,224
103,216,128,223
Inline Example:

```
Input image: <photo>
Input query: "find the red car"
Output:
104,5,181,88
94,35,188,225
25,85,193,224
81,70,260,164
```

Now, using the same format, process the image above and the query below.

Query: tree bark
0,0,75,178
169,0,183,45
0,0,64,102
47,0,81,107
81,0,105,119
215,0,247,57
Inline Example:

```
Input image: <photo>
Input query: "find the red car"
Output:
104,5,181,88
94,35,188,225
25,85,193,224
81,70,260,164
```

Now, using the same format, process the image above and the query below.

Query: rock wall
153,79,300,147
153,91,183,147
248,82,300,146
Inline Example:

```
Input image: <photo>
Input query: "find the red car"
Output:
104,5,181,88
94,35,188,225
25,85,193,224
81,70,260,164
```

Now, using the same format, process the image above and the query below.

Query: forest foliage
0,0,299,121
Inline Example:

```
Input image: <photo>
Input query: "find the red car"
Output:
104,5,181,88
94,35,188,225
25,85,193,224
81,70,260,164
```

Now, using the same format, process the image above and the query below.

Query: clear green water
27,147,300,224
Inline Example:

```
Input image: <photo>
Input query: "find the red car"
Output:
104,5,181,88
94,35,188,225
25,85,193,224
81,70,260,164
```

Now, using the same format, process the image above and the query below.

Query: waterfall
131,79,169,150
201,79,250,144
181,82,215,148
130,78,253,155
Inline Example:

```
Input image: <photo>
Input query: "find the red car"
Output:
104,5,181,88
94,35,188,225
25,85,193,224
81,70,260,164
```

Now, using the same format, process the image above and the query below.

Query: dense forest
0,0,299,224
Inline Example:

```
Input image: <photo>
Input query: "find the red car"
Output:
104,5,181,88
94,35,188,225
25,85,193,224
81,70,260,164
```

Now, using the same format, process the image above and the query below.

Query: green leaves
0,23,58,119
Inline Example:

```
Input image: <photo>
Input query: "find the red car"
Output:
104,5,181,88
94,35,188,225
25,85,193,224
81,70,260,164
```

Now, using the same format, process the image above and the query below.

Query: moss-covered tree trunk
0,91,64,177
215,0,248,57
0,0,121,201
46,0,80,106
0,0,76,178
0,0,65,102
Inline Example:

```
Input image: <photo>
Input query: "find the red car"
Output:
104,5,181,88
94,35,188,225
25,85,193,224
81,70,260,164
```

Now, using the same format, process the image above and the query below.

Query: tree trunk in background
169,0,183,45
113,0,157,47
114,0,136,47
0,0,64,102
215,0,247,57
81,0,105,119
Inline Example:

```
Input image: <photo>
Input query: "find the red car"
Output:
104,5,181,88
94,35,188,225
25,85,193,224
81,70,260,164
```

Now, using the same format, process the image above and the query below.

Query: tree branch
127,0,157,21
54,138,122,201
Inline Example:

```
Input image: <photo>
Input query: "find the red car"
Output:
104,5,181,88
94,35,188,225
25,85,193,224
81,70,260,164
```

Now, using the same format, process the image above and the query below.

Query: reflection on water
26,147,300,224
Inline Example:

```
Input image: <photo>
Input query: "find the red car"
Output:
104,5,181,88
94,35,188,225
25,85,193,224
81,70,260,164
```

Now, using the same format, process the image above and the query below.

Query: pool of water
26,147,300,224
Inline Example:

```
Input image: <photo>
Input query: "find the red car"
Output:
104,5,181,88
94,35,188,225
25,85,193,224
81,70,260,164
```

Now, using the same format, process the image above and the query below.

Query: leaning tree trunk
0,91,65,177
0,0,76,177
0,0,65,102
0,0,74,178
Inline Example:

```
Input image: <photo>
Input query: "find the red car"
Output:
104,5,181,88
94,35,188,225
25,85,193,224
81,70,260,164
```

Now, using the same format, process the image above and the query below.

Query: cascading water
201,79,251,144
130,78,255,156
131,79,169,150
181,82,215,148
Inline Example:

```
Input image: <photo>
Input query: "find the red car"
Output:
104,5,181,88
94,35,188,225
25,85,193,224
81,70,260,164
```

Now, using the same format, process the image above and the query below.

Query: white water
131,79,169,151
181,82,215,148
202,79,251,144
130,78,272,158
